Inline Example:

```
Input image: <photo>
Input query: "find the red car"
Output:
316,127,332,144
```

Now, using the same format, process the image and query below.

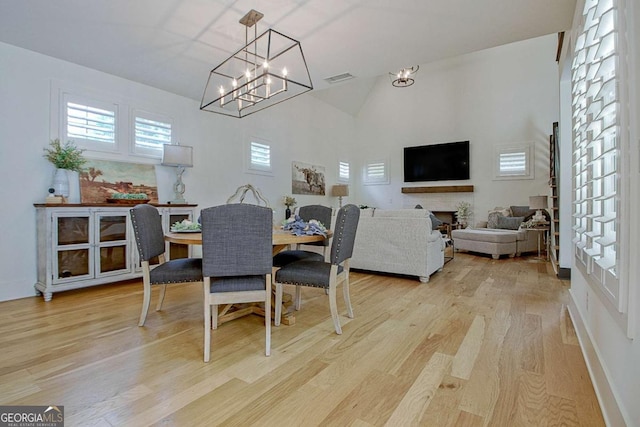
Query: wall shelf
401,185,474,194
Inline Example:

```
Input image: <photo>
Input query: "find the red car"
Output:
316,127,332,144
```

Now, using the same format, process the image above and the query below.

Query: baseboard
567,294,627,426
558,267,571,279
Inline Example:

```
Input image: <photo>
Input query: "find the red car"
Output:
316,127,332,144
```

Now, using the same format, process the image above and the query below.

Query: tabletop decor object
43,139,86,198
162,144,193,204
170,219,201,232
282,215,327,237
455,201,472,227
107,192,149,204
283,195,296,219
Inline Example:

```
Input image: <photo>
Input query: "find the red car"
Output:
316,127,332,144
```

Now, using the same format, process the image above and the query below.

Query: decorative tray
106,198,150,205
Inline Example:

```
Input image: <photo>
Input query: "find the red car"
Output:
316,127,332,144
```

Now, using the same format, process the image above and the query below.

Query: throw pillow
495,215,525,230
487,212,504,229
510,205,534,218
428,212,443,230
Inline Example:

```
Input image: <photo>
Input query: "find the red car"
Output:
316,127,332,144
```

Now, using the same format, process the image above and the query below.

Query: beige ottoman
451,228,517,259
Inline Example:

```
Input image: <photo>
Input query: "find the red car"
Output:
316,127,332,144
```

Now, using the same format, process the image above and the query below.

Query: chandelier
200,10,313,118
389,66,419,87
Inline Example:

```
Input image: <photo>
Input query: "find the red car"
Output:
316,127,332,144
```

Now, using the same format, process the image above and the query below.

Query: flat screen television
403,141,470,182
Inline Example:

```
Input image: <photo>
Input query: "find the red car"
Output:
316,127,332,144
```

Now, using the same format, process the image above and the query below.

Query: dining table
164,228,332,326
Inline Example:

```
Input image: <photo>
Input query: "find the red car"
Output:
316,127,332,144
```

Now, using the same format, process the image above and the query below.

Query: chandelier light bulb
232,79,238,88
263,61,269,69
282,67,288,77
219,86,224,94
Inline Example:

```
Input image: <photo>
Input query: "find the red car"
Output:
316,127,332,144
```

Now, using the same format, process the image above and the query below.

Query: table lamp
162,144,193,204
529,195,548,223
332,184,349,208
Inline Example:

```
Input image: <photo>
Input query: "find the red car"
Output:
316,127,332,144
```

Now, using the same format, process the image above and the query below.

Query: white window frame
244,137,273,176
338,160,350,183
62,92,118,152
362,159,389,185
50,80,179,163
131,109,174,159
493,142,533,180
571,0,631,336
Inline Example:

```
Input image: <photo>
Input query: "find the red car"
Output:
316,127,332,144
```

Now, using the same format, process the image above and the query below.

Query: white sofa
349,209,445,283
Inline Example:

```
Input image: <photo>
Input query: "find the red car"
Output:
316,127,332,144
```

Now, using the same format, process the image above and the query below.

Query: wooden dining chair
200,203,273,362
129,204,203,326
273,204,360,334
272,204,332,267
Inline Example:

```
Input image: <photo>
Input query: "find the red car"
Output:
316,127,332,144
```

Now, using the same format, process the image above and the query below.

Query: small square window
132,110,173,158
363,160,389,185
245,138,273,176
493,143,533,180
338,161,350,182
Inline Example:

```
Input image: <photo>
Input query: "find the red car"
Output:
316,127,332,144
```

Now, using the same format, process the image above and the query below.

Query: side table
443,236,454,263
523,227,549,259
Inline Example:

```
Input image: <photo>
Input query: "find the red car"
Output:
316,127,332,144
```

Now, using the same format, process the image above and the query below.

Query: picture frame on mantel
79,159,158,203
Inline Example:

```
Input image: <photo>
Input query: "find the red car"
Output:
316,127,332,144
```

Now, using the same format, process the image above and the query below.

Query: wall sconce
162,144,193,204
332,184,349,207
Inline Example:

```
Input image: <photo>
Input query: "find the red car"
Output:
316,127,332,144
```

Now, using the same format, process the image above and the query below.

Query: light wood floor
0,253,604,426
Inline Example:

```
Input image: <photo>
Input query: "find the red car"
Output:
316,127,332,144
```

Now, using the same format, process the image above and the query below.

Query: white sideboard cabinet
34,203,197,301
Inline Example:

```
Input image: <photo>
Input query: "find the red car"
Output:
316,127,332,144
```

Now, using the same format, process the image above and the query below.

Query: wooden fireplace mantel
401,185,474,194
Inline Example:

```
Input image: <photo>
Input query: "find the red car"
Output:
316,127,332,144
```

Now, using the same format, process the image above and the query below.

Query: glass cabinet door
168,213,191,259
96,213,131,276
54,214,92,281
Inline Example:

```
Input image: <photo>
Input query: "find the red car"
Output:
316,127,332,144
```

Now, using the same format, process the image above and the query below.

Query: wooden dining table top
164,228,332,255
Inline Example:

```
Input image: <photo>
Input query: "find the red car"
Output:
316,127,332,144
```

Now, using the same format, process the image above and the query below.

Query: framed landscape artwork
79,159,159,203
292,161,326,196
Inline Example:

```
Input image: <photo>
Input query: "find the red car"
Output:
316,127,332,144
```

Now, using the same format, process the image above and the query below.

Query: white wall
0,41,355,301
352,35,558,223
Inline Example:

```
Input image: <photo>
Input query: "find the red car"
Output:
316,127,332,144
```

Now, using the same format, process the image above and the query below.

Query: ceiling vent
324,72,355,84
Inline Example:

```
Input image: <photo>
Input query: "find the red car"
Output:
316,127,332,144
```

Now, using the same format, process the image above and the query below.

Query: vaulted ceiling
0,0,575,103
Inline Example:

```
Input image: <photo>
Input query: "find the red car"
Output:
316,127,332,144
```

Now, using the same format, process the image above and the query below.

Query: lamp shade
162,144,193,167
529,195,548,210
332,184,349,197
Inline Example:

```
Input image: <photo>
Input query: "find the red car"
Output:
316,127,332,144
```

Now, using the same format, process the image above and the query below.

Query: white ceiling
0,0,576,102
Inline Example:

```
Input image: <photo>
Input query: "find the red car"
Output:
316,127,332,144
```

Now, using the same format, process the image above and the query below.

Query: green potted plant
455,201,472,228
43,139,86,197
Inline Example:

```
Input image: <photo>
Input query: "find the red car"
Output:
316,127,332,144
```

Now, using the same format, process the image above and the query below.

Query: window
338,161,350,182
245,139,272,175
493,143,533,179
52,82,178,161
132,110,173,157
363,160,389,185
64,94,117,150
571,0,623,313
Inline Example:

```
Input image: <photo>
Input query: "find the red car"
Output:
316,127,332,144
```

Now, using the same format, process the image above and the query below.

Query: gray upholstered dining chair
129,204,203,326
200,203,273,362
272,204,332,267
273,204,360,334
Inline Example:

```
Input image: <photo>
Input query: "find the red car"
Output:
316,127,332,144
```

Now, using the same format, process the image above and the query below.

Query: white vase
52,169,70,197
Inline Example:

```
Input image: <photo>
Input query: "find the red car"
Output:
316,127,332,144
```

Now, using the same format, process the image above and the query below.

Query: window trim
362,159,389,185
244,137,273,176
338,160,350,183
493,142,533,180
62,92,119,152
131,109,174,159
